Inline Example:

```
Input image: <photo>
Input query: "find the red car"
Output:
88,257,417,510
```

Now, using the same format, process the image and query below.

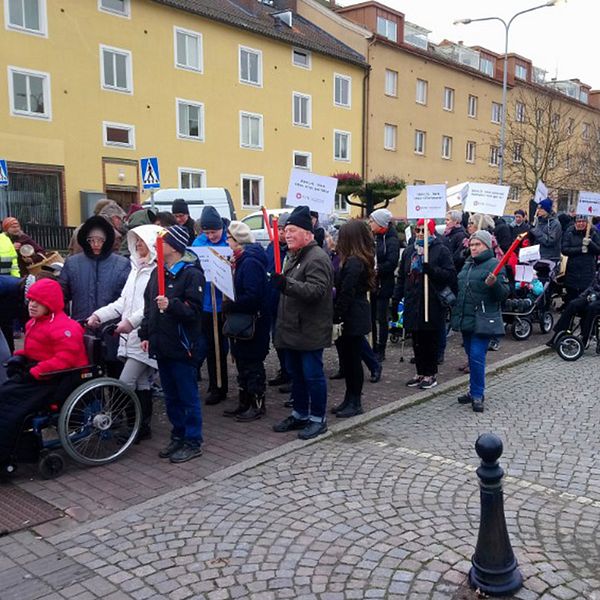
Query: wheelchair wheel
390,333,399,344
556,335,584,361
510,318,532,341
58,378,141,466
38,452,65,479
540,311,554,334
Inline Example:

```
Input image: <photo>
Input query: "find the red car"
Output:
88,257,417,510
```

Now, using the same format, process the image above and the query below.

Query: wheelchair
555,314,600,362
1,323,141,480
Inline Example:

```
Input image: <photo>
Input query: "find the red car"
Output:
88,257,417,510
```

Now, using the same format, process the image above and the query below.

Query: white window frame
5,0,47,36
466,141,476,164
385,69,398,97
100,44,133,94
335,193,349,214
489,145,499,166
239,111,264,150
416,79,428,105
239,45,262,87
293,151,312,170
174,26,203,73
515,64,528,80
515,101,525,123
414,130,426,155
176,98,204,141
178,167,206,188
333,130,351,162
468,94,478,118
480,56,494,77
98,0,130,18
240,174,264,209
102,120,135,149
7,66,52,120
292,47,311,70
384,124,397,151
491,102,502,124
333,73,351,109
441,135,453,160
443,87,454,111
292,92,311,128
376,16,397,42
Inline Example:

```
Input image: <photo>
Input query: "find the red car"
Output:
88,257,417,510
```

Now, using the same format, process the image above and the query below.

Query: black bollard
469,433,523,596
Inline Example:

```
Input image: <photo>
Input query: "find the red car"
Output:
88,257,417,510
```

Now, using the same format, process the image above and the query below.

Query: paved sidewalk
1,351,599,599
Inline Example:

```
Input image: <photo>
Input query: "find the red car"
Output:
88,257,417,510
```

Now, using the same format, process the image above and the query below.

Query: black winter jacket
333,256,371,336
494,218,512,253
561,225,600,290
510,221,531,241
375,225,400,298
442,225,467,270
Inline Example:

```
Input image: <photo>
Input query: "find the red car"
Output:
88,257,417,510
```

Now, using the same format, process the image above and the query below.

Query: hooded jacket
68,200,126,255
14,279,87,379
561,224,600,290
93,225,164,368
530,214,562,260
192,227,229,313
374,225,400,298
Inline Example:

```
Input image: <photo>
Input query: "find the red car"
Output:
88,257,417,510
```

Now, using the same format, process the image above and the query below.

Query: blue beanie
539,198,553,213
163,225,189,254
200,206,223,230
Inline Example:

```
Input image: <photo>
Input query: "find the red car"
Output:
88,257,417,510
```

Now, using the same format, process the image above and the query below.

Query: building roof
151,0,368,68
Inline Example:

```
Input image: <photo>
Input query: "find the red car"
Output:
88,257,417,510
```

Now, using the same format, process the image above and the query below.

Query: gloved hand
582,238,590,253
3,354,26,369
332,323,343,341
587,293,598,303
272,273,287,292
583,237,591,245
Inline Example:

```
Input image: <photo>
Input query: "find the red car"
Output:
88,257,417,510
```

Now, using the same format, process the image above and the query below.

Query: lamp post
454,1,559,185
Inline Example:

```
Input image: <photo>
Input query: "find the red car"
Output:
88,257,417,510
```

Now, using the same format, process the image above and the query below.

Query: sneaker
298,421,328,440
488,339,500,351
369,365,382,383
169,442,203,463
158,438,184,459
472,398,484,413
419,377,438,390
273,415,309,433
405,376,424,387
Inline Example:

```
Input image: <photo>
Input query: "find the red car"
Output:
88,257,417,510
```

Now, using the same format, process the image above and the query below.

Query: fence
25,224,76,254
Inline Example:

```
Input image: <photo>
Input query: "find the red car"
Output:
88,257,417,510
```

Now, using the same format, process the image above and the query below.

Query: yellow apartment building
0,0,367,225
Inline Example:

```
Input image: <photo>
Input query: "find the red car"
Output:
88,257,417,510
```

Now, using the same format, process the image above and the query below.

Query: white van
241,208,291,247
142,188,236,222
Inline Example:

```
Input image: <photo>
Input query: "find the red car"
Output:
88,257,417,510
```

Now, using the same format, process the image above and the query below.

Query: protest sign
576,191,600,217
286,169,337,214
515,264,535,283
519,244,541,263
534,180,548,204
463,182,509,216
446,182,468,208
406,184,447,219
189,246,232,282
207,248,235,300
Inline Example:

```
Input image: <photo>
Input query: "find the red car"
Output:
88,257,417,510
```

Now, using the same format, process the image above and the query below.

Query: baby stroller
502,260,557,340
389,299,404,344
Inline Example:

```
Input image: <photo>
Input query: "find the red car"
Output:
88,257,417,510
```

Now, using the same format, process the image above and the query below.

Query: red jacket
15,278,88,379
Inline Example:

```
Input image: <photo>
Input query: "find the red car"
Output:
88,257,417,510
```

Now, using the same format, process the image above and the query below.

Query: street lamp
454,1,560,185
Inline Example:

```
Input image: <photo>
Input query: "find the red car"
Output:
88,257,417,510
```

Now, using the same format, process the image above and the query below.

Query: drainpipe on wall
361,36,376,216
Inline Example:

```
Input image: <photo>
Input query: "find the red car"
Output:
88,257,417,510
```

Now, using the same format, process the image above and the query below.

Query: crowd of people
1,194,600,468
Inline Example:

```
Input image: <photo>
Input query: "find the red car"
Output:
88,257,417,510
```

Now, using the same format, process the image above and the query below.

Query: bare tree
577,122,600,192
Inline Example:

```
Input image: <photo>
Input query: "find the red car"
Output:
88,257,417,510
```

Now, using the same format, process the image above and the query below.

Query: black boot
330,391,350,415
336,393,363,419
206,388,227,405
135,389,153,443
268,370,290,387
236,392,265,422
223,390,250,418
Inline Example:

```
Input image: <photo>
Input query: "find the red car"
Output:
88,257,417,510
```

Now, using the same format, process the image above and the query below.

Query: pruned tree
577,122,600,192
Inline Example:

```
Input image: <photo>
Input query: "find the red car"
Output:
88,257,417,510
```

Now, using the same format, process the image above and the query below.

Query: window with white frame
177,99,204,140
441,135,452,159
479,56,494,77
175,27,202,72
515,101,525,123
515,64,528,80
384,124,397,151
179,168,205,188
583,122,591,140
468,94,478,118
414,130,426,155
513,143,522,163
416,79,428,105
376,16,397,42
292,48,311,69
334,130,350,161
334,74,351,108
489,145,499,166
491,102,502,124
509,185,520,202
466,141,476,163
443,87,454,111
100,45,132,93
99,0,129,16
241,175,263,208
385,69,398,97
335,193,348,213
293,92,311,128
240,111,263,149
6,0,47,34
103,121,135,148
8,67,51,119
293,151,311,170
239,46,262,86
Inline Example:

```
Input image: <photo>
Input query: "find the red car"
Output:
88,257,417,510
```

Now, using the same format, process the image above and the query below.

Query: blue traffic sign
0,159,8,187
140,157,160,189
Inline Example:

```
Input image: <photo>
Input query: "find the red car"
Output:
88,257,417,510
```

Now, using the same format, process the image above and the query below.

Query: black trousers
371,294,390,352
235,356,266,397
201,311,228,394
411,329,439,377
554,296,600,343
339,334,364,397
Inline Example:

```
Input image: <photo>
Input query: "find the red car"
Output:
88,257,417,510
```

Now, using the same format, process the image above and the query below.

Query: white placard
406,184,447,219
189,246,232,282
576,191,600,217
207,248,235,300
447,182,468,208
286,169,338,214
463,182,509,216
518,244,541,263
534,180,548,204
515,264,535,282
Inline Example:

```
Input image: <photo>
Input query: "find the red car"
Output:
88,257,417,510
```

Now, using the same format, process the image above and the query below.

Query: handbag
474,301,505,337
222,313,256,340
436,285,456,309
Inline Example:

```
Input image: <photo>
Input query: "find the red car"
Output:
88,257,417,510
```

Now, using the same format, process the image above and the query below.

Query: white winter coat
93,225,164,369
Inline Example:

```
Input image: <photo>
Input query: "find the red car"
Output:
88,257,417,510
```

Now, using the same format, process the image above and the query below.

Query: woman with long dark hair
330,219,376,418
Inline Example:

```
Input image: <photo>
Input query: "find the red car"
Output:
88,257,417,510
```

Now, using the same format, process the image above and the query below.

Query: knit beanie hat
514,209,526,217
471,230,493,249
278,212,290,228
2,217,19,231
171,198,189,215
163,225,189,254
286,206,313,232
200,205,223,230
228,221,255,245
416,218,436,236
538,198,553,213
370,208,393,228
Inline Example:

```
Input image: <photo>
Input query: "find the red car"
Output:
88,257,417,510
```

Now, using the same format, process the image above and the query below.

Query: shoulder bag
222,313,256,340
474,300,505,337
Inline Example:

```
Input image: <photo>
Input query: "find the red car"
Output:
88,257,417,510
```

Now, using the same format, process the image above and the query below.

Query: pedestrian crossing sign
0,159,8,187
140,157,160,189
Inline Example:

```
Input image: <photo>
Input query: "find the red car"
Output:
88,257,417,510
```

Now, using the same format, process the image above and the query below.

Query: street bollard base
469,561,523,596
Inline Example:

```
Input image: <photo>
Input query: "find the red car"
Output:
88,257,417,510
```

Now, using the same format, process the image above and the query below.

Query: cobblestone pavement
1,351,599,599
10,330,544,535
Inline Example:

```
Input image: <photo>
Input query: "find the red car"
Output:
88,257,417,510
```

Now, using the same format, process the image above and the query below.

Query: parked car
142,188,236,222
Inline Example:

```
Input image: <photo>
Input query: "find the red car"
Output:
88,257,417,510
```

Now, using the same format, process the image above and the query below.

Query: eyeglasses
86,237,105,244
468,221,475,225
414,228,424,233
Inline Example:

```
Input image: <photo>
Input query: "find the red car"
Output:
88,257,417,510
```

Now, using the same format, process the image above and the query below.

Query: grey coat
530,215,562,261
274,241,334,351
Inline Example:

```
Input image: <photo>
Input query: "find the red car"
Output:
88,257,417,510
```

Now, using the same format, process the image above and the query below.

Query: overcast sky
337,0,599,90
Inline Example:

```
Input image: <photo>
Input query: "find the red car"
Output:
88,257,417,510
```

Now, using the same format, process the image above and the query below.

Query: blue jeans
158,359,203,444
284,349,327,422
360,337,380,373
462,333,490,400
